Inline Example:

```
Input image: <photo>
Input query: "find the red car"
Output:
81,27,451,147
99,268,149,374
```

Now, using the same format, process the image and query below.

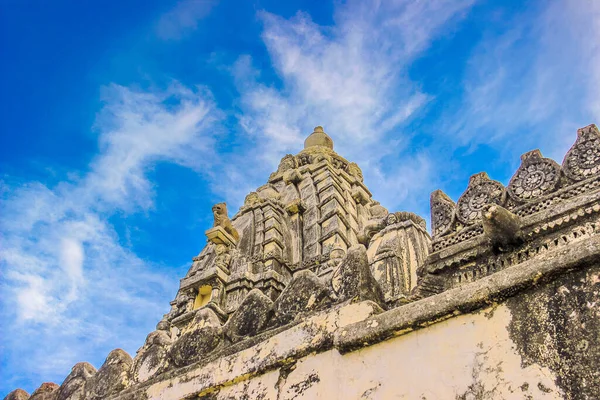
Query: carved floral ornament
562,124,600,181
456,172,505,226
507,150,561,202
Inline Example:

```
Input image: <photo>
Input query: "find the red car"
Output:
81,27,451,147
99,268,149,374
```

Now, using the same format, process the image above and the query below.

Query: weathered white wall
211,304,561,400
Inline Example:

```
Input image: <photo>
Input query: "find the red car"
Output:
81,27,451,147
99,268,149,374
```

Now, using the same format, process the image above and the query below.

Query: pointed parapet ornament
507,149,561,203
456,172,505,226
562,123,600,181
430,189,456,238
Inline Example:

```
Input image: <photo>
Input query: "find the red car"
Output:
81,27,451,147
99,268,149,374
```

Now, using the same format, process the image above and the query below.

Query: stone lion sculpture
212,202,239,241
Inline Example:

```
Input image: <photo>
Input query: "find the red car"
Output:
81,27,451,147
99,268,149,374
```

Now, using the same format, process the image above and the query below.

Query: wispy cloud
156,0,218,40
0,83,221,388
449,0,600,162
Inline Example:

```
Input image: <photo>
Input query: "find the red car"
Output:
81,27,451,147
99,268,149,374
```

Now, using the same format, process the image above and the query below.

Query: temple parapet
417,123,600,297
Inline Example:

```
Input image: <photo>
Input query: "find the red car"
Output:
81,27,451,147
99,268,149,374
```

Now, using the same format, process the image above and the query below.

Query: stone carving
55,362,96,400
507,150,561,202
212,202,239,242
214,244,232,271
83,349,132,400
277,154,297,173
346,162,364,181
3,390,30,400
562,124,600,181
456,172,505,225
481,204,523,250
430,190,456,237
331,245,385,306
132,320,174,383
223,289,273,343
168,290,194,320
270,270,333,326
28,383,58,400
169,308,223,368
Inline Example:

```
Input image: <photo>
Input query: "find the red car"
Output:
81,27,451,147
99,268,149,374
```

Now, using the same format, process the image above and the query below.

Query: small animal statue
212,202,239,241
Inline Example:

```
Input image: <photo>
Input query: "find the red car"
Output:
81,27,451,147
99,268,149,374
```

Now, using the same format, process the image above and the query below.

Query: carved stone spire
304,126,334,150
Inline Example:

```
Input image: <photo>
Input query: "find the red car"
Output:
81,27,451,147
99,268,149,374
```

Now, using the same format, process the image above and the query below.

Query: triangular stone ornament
507,150,561,202
430,190,456,238
562,124,600,181
456,172,505,225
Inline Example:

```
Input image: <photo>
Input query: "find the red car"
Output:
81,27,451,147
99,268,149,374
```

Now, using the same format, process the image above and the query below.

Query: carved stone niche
507,149,561,203
562,124,600,181
456,172,505,226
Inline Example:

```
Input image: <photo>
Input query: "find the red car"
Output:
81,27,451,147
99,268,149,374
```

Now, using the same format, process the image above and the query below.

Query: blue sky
0,0,598,395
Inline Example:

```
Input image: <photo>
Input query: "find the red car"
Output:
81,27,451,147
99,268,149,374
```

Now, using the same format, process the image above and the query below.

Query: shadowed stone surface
169,308,223,368
83,349,132,400
223,289,273,343
270,270,333,326
331,245,385,306
56,363,96,400
3,389,30,400
29,383,58,400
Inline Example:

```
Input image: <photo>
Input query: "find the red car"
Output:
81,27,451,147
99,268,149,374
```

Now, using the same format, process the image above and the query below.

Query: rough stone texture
132,321,173,383
4,390,30,400
270,270,333,326
331,245,384,306
83,349,132,400
169,308,223,368
223,289,273,343
55,363,96,400
507,264,600,399
29,383,58,400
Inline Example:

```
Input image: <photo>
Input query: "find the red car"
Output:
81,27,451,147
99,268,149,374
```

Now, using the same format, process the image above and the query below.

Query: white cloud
0,83,221,387
156,0,217,40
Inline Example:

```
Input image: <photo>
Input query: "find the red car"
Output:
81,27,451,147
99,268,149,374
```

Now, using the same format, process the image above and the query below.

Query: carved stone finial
507,149,561,202
304,126,334,150
562,124,600,181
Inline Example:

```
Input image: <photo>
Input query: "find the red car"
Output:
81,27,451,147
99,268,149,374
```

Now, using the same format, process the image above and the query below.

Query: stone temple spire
304,126,334,150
